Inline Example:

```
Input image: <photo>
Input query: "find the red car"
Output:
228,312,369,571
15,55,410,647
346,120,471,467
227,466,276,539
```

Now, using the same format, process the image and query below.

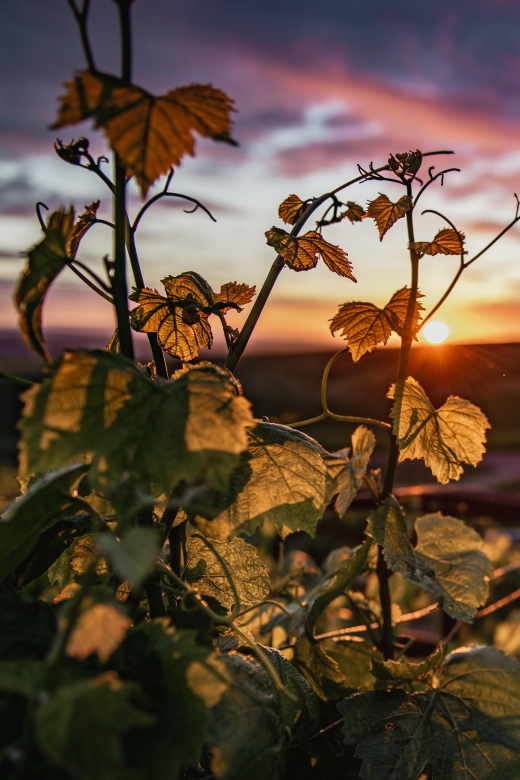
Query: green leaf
339,645,520,780
111,621,228,780
194,422,330,539
367,496,492,622
99,528,160,588
207,652,288,780
326,427,376,515
0,462,89,584
15,207,74,360
305,539,372,635
20,351,253,493
0,659,44,697
370,643,447,691
293,635,348,701
183,535,270,608
327,641,383,694
388,376,490,484
36,672,153,780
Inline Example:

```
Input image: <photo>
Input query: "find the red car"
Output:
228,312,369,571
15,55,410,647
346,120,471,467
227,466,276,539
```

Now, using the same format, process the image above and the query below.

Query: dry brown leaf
389,377,490,484
265,228,356,280
278,194,307,225
213,282,256,314
366,193,412,240
330,287,424,361
66,201,99,259
410,228,466,257
52,71,236,196
66,600,131,663
343,201,366,223
130,272,214,361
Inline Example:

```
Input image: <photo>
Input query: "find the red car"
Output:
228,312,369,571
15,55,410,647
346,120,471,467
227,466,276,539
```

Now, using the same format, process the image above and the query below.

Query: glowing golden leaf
130,272,214,361
330,287,424,361
66,201,99,259
265,228,356,280
388,377,490,483
70,535,108,575
366,193,412,240
410,228,466,257
212,282,256,314
278,194,307,225
66,600,131,663
343,201,366,223
52,71,236,196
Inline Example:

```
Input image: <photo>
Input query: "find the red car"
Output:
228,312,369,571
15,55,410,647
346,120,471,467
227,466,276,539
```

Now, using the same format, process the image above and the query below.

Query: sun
423,321,449,344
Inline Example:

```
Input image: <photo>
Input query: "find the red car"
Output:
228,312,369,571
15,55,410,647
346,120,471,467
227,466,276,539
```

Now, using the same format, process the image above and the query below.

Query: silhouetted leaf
0,463,88,584
184,535,270,608
52,71,236,196
370,643,447,691
330,287,424,361
36,671,152,780
325,426,375,515
265,228,356,280
20,351,253,493
367,496,492,621
278,194,307,225
339,645,520,780
388,377,490,483
194,423,330,540
66,200,99,259
410,228,465,257
343,201,366,223
366,193,412,240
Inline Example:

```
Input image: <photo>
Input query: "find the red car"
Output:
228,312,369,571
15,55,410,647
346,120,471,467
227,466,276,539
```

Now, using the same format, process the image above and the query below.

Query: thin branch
413,167,461,206
64,259,114,303
0,371,33,387
65,0,95,71
81,155,115,193
36,202,49,232
71,259,112,292
464,210,520,268
476,586,520,618
132,191,217,233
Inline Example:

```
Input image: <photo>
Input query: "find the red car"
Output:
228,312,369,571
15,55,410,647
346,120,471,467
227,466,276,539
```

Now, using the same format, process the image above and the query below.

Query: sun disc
423,321,449,344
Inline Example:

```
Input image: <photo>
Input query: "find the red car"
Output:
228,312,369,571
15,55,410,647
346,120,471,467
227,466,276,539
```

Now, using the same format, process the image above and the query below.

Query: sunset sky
2,0,520,354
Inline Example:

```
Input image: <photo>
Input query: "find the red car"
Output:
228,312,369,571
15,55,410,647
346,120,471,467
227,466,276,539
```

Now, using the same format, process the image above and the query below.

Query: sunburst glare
423,321,449,344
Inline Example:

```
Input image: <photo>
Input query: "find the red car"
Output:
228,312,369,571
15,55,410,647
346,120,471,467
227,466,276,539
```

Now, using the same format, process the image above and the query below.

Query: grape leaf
278,194,307,225
260,646,320,739
36,672,152,780
52,70,236,196
66,600,132,663
265,228,356,280
294,636,361,700
366,193,412,240
327,642,383,693
193,423,330,540
213,282,256,314
207,652,288,780
370,643,447,691
99,527,161,587
183,535,270,608
339,645,520,780
20,351,253,493
0,462,89,584
388,376,490,483
343,201,366,223
410,228,466,257
330,287,424,361
367,496,492,621
66,200,100,258
326,426,376,515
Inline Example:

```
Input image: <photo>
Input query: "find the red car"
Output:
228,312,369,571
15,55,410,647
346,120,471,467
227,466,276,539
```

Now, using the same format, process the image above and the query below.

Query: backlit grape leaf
370,643,447,691
388,376,490,483
16,207,74,360
410,227,465,257
207,652,288,780
99,527,161,587
66,600,132,663
70,535,108,576
66,200,99,259
52,70,236,196
367,496,492,621
20,351,253,493
183,535,270,608
213,282,256,314
343,201,366,223
278,194,307,225
339,645,520,780
366,193,412,240
193,422,330,540
330,287,424,361
130,271,214,361
325,426,376,516
0,462,88,584
293,636,350,700
265,228,356,280
327,642,383,693
36,672,152,780
260,646,319,739
305,539,372,635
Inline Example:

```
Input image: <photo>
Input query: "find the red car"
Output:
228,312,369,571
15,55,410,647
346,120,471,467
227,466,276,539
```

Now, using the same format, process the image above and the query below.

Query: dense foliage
1,2,520,779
